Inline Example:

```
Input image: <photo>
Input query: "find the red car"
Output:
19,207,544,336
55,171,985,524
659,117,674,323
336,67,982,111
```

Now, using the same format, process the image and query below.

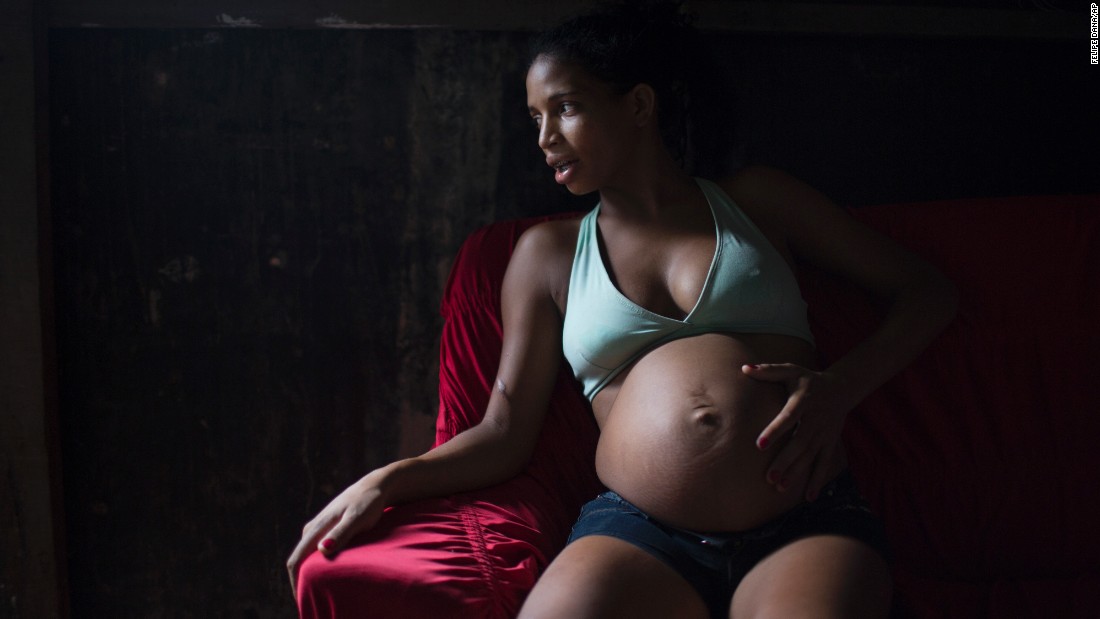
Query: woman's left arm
725,166,959,501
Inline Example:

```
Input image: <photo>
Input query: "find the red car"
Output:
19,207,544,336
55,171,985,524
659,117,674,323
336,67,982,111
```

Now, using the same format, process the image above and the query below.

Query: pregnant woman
288,3,957,617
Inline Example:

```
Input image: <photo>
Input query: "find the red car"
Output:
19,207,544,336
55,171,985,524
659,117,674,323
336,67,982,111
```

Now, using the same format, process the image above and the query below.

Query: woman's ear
628,83,657,127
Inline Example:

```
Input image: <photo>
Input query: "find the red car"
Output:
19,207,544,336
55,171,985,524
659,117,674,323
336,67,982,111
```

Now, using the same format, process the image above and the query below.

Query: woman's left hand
741,363,853,502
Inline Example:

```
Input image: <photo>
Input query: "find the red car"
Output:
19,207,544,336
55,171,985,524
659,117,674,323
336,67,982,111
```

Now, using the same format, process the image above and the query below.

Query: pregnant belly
593,332,818,532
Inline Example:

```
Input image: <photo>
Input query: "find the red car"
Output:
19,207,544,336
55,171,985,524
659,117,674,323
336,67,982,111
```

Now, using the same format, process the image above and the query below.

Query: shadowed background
2,1,1096,617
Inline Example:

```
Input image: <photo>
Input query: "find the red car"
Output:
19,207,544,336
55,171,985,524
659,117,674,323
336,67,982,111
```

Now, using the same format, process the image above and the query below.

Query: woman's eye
559,103,576,115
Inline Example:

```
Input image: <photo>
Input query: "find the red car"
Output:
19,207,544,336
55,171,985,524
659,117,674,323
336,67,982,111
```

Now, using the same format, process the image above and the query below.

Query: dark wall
718,33,1097,205
49,26,1093,617
49,28,587,618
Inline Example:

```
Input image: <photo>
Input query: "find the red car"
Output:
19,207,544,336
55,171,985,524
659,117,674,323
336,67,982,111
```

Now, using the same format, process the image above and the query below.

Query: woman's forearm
370,394,540,506
826,271,958,410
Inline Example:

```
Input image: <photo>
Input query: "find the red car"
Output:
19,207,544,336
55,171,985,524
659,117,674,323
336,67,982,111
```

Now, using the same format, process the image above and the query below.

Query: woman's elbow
477,414,538,479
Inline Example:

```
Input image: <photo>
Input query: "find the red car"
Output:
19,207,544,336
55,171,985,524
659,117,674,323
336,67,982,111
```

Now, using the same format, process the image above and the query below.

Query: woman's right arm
286,222,570,596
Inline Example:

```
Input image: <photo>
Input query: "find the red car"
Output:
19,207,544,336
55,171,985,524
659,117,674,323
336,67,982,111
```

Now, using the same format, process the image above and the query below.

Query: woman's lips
552,159,577,184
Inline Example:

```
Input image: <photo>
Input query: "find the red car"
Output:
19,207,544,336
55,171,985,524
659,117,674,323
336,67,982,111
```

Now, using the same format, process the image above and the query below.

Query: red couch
298,194,1100,618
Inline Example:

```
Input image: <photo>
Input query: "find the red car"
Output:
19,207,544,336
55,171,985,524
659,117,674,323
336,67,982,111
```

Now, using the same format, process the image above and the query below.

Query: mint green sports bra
562,178,815,401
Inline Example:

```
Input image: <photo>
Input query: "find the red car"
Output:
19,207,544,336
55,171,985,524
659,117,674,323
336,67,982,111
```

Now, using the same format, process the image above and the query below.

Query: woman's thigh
518,535,710,619
729,534,892,619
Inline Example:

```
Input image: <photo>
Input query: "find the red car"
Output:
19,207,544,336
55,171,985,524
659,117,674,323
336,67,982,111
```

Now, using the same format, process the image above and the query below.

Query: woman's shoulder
714,165,839,229
508,216,583,305
515,216,583,261
717,165,811,207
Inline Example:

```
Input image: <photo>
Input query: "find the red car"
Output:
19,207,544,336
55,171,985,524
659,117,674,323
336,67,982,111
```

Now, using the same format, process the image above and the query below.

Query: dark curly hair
528,1,735,175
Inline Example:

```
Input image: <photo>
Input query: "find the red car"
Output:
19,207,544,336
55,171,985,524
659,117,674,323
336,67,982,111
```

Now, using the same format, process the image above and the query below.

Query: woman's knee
519,536,709,619
730,535,892,619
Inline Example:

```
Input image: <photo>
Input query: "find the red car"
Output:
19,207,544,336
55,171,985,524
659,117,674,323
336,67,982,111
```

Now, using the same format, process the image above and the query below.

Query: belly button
691,409,722,428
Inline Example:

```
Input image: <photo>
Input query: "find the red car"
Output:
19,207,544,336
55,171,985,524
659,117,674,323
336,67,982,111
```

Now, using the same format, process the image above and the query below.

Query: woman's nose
537,121,557,150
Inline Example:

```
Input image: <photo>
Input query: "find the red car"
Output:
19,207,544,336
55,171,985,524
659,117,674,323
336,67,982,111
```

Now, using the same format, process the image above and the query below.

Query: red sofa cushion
300,195,1100,618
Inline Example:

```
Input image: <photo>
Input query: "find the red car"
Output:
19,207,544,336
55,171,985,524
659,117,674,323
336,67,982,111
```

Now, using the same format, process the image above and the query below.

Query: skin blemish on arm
495,378,508,399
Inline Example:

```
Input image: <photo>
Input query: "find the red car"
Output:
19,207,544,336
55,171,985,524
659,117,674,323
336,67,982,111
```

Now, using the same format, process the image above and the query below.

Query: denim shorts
566,471,890,619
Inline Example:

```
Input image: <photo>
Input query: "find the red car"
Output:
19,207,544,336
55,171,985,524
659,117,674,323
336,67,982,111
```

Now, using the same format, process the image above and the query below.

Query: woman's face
525,55,637,196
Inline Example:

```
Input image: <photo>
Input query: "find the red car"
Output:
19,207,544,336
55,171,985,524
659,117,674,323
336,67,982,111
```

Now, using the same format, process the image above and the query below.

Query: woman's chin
565,184,597,196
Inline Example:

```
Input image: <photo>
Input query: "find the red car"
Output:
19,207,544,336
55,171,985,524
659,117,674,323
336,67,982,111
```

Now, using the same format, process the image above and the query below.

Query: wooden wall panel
0,0,65,617
44,0,1080,39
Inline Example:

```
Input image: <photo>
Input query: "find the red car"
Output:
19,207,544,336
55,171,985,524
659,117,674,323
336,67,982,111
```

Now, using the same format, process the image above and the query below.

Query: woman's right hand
286,470,390,599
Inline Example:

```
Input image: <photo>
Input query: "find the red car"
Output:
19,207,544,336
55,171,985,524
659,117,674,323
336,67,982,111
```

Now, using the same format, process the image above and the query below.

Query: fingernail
806,488,818,502
778,479,789,492
767,470,780,484
746,364,760,370
757,436,769,449
321,538,334,551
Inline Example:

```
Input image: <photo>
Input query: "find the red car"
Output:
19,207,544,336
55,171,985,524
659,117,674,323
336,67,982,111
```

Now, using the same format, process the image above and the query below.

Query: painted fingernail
321,538,334,551
757,436,769,449
767,470,780,484
778,479,789,492
747,364,760,370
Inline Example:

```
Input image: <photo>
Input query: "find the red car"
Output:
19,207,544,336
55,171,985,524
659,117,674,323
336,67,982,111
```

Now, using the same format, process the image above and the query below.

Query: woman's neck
597,156,699,222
